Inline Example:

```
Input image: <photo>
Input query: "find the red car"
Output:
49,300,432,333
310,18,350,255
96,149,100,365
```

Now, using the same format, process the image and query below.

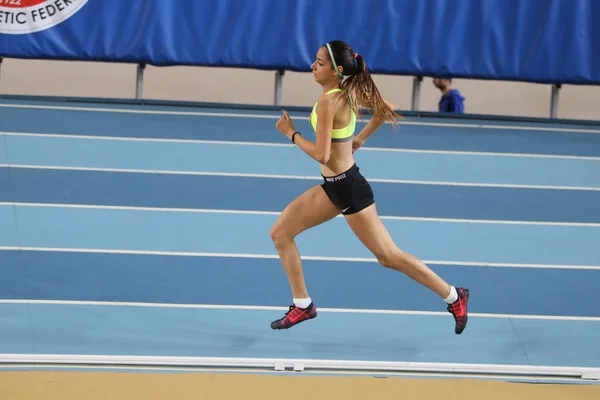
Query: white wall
1,58,599,121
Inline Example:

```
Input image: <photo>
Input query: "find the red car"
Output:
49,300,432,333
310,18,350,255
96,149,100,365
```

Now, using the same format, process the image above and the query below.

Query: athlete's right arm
287,95,334,164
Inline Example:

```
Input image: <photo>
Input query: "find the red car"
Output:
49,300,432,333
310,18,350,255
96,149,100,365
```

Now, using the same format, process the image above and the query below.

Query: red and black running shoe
271,302,317,330
447,288,469,334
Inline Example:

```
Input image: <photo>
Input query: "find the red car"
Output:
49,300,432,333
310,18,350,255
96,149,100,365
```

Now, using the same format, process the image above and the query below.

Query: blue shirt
439,89,465,113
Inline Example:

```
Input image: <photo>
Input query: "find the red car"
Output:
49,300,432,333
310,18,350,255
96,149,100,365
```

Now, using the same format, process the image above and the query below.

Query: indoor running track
1,98,600,379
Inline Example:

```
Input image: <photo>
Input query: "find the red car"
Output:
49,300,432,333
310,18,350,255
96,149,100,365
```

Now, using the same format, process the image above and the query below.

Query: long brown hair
324,40,403,127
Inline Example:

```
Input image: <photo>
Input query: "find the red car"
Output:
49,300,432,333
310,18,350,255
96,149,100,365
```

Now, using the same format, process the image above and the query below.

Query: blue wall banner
1,0,598,85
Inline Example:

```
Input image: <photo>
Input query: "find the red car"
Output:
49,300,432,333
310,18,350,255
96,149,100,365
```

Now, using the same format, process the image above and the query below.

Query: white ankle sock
444,286,458,304
293,297,312,309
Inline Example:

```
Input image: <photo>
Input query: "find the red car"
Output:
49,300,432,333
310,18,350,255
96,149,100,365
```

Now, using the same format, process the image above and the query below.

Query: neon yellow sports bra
309,88,356,142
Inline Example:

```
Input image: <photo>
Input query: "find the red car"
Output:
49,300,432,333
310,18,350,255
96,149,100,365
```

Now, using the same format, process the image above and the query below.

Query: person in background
432,77,465,113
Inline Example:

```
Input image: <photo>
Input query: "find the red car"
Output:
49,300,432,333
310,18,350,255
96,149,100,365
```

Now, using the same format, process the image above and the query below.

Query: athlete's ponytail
324,40,402,127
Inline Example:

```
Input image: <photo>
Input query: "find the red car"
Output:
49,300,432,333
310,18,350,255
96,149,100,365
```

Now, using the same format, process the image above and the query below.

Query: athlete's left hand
276,109,296,140
352,137,365,153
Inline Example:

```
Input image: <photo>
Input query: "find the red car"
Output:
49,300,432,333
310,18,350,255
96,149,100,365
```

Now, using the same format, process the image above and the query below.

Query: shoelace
448,299,464,316
284,305,296,316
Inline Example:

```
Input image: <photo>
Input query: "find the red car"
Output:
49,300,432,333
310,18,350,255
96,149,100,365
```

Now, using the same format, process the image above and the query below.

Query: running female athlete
270,40,469,334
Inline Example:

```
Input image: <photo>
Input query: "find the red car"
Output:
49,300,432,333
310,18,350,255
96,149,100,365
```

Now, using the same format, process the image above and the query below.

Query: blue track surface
1,251,599,318
0,99,599,377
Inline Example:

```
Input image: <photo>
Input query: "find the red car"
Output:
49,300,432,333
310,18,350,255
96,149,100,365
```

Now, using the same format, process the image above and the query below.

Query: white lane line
2,164,599,191
1,299,599,321
3,131,600,160
2,102,600,134
2,202,600,227
0,246,598,270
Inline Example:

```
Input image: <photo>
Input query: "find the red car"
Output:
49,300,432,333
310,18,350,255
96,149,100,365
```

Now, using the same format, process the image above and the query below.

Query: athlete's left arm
353,98,396,152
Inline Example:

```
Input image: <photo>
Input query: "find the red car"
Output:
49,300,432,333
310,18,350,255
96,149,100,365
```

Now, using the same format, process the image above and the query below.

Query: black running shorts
320,163,375,215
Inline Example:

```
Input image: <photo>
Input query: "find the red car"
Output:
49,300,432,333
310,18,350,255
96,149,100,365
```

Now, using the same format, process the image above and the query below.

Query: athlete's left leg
344,203,469,334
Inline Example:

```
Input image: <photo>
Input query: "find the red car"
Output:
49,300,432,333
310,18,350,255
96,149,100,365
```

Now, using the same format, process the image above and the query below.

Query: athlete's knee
375,247,408,270
269,221,294,247
376,253,396,269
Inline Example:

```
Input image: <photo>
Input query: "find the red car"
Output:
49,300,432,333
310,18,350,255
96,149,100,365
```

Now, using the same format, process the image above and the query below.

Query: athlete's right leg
269,184,340,329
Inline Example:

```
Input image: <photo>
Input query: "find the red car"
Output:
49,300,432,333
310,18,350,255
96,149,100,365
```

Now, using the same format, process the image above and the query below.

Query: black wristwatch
291,131,301,143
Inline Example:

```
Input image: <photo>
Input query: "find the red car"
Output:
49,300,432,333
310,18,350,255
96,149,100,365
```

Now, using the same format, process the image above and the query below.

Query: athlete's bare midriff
320,140,355,176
